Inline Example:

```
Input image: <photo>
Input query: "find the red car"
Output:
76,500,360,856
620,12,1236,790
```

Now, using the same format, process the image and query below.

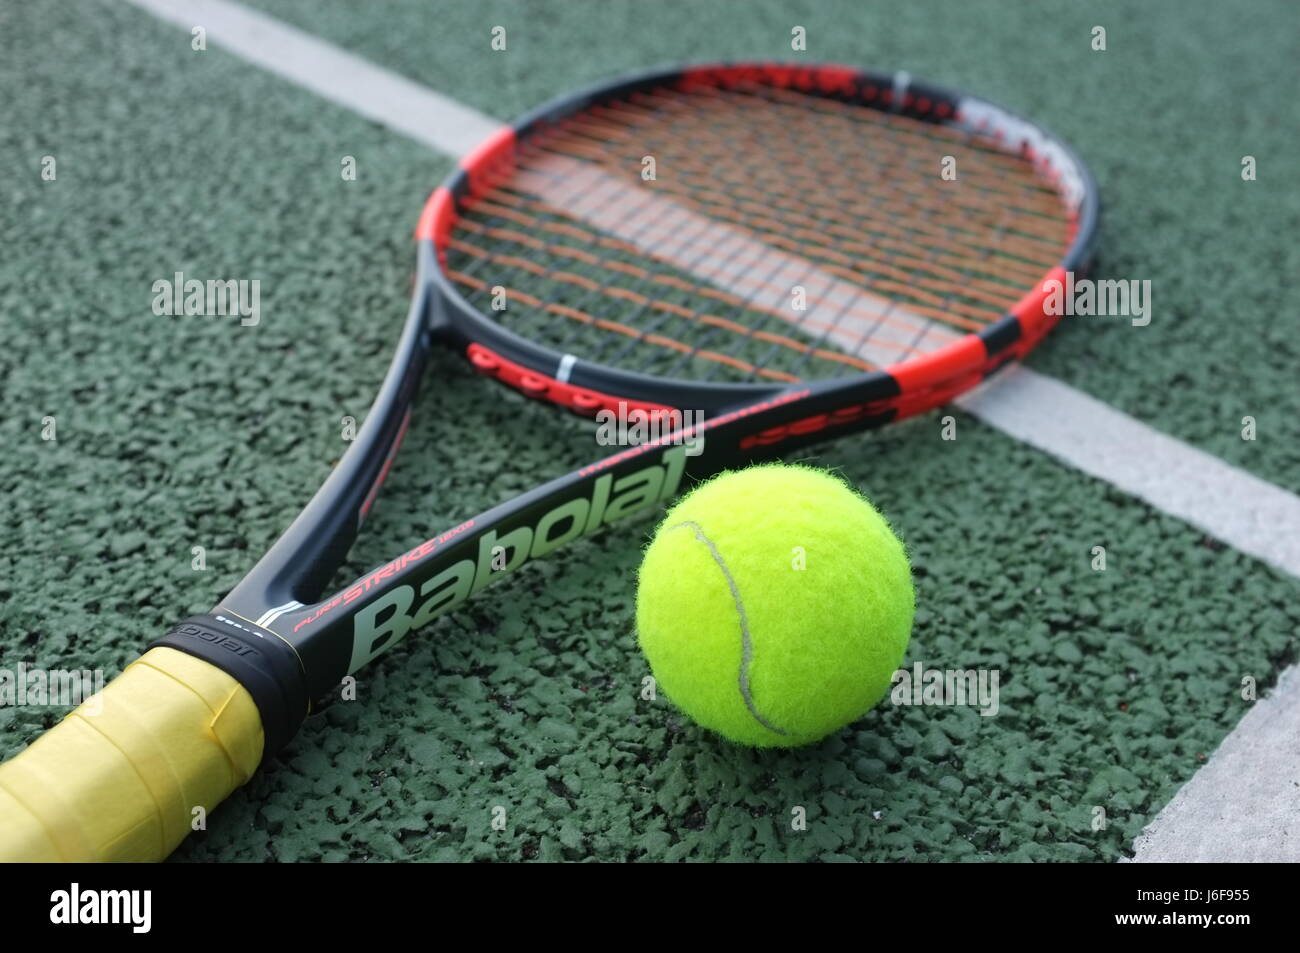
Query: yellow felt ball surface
636,464,914,747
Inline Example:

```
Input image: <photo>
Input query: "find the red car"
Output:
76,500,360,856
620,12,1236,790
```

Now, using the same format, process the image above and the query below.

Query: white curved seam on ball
668,520,788,736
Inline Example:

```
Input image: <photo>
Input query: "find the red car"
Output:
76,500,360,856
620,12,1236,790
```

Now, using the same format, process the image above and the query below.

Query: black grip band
151,614,309,761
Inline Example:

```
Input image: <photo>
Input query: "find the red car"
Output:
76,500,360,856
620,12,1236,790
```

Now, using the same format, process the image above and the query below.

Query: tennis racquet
0,62,1097,861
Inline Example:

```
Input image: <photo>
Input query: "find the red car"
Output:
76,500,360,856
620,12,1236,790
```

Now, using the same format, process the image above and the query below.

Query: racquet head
421,61,1097,434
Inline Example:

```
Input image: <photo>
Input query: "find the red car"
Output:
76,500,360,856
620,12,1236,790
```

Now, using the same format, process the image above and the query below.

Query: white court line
955,369,1300,579
125,0,501,155
1125,665,1300,862
123,0,1300,862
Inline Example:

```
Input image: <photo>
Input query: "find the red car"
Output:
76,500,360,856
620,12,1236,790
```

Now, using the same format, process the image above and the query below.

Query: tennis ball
636,464,913,747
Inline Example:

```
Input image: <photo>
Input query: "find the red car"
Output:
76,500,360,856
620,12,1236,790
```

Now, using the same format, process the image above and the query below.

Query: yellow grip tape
0,647,264,862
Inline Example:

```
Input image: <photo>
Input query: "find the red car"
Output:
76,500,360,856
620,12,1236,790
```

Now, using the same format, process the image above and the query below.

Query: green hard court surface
0,0,1297,861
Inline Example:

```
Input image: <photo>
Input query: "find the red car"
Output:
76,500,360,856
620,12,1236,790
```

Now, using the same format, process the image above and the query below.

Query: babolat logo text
347,445,689,671
187,624,258,657
50,883,151,934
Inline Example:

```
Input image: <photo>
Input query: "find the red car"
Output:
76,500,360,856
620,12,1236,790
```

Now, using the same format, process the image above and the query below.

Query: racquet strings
442,79,1075,384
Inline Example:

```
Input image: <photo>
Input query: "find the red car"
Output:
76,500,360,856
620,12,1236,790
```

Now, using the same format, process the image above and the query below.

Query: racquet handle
0,647,263,862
